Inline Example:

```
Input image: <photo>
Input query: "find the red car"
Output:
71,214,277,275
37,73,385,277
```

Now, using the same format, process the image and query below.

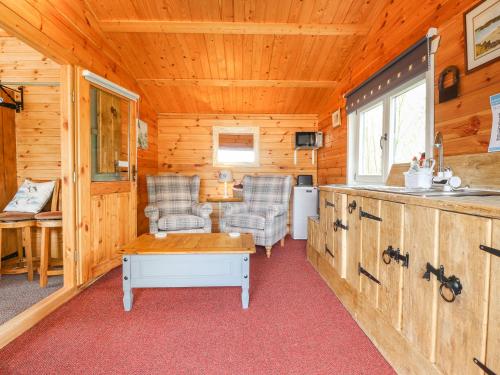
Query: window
349,77,428,184
90,85,131,181
213,126,260,167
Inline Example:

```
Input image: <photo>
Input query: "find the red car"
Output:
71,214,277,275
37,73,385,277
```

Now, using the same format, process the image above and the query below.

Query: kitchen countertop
320,185,500,220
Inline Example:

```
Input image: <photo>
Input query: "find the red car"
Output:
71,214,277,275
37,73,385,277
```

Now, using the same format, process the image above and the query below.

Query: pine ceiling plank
201,33,219,79
98,20,370,36
137,78,337,88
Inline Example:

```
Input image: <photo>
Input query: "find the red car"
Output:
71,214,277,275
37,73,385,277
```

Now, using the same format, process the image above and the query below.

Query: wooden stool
0,214,36,281
35,211,63,287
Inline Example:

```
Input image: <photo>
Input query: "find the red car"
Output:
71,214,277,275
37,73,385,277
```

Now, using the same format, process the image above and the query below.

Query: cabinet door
333,193,347,278
435,212,490,375
359,197,381,308
324,191,335,266
484,220,499,374
402,205,439,361
319,190,327,233
378,200,404,330
345,195,361,290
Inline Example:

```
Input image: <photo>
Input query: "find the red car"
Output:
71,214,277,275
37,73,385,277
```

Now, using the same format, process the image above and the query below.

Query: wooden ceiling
85,0,387,114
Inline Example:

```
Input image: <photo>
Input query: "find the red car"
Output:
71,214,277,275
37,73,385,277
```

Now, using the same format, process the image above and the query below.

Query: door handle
379,133,388,150
131,165,137,181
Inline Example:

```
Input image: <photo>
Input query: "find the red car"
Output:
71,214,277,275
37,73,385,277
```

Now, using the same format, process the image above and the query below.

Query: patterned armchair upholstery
220,175,292,258
145,175,212,234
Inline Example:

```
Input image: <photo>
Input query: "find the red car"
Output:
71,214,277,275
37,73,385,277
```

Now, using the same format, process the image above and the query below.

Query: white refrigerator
291,186,318,240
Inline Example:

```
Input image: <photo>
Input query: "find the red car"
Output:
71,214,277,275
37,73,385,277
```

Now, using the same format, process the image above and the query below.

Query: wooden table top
206,196,243,202
120,233,256,255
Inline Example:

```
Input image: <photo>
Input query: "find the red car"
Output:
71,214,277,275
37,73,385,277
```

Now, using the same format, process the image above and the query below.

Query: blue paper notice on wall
489,93,500,152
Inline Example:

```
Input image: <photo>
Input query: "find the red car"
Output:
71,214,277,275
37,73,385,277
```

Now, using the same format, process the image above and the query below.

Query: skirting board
307,246,440,375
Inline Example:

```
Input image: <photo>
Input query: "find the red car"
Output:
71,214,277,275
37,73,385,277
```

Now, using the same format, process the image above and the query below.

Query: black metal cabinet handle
423,263,462,303
348,200,357,214
333,219,348,232
382,246,409,268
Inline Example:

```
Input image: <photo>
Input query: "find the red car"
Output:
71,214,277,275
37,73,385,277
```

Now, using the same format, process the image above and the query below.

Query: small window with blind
346,37,431,184
213,126,260,167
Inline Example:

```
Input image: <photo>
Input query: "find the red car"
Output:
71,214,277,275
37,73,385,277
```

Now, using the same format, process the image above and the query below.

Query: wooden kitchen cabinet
435,211,491,375
401,205,439,360
309,186,500,375
345,195,361,290
377,200,404,331
359,197,381,308
484,220,499,374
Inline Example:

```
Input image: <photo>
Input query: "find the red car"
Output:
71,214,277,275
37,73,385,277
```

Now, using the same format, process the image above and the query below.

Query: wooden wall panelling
156,114,318,230
0,32,63,260
317,0,500,185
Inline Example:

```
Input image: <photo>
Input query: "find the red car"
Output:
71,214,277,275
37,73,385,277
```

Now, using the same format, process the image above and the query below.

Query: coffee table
119,233,256,311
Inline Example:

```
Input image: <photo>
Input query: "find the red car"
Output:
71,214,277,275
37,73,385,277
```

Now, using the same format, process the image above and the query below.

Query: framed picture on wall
332,109,341,128
464,0,500,73
137,119,148,149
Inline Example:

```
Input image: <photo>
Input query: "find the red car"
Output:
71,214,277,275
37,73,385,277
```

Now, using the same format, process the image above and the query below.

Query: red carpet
0,238,394,374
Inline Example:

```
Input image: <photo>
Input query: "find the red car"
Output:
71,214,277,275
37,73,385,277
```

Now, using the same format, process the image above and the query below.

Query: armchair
145,175,212,234
220,175,292,258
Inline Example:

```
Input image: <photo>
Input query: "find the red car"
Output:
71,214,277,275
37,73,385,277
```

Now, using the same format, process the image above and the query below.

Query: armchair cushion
225,213,265,230
192,203,212,218
158,214,205,231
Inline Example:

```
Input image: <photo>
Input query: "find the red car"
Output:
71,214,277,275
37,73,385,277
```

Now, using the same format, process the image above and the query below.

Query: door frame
75,68,138,285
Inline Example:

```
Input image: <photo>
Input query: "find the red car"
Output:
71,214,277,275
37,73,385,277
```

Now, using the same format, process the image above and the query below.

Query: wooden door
345,195,361,290
435,212,490,375
377,200,404,330
0,90,18,257
401,205,439,361
359,197,381,308
76,70,137,284
483,220,499,374
333,193,347,278
324,191,335,266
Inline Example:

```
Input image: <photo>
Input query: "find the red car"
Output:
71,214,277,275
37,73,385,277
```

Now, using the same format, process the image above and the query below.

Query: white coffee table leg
123,255,133,311
241,254,250,309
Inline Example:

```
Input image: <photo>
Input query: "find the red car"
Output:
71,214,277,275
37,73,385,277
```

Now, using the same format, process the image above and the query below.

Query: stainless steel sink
348,185,500,197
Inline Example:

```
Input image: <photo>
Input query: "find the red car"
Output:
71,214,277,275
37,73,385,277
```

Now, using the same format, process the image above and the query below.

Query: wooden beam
137,78,337,88
99,20,370,36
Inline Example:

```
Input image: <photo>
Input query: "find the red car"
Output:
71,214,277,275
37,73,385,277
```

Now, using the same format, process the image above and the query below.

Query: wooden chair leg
280,237,285,247
16,228,23,262
22,226,34,281
0,228,3,277
40,227,50,287
265,246,272,258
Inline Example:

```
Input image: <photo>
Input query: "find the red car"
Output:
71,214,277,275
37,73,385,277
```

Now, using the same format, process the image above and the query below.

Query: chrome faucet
434,132,444,174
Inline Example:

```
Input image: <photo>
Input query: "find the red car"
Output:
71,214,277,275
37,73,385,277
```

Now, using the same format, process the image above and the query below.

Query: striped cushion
226,213,265,230
158,214,205,231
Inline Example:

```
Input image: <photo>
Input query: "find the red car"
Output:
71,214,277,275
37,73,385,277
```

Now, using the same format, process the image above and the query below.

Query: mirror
213,126,259,167
90,86,131,181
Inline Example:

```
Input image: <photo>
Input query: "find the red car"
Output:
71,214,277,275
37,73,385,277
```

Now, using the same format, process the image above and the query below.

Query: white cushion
4,180,55,213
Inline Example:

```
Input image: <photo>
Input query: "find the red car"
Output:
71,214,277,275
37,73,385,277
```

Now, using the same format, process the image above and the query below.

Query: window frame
348,74,430,185
212,126,260,167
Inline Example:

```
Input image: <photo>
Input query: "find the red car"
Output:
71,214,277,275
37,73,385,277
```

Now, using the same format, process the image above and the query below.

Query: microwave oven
295,131,323,149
